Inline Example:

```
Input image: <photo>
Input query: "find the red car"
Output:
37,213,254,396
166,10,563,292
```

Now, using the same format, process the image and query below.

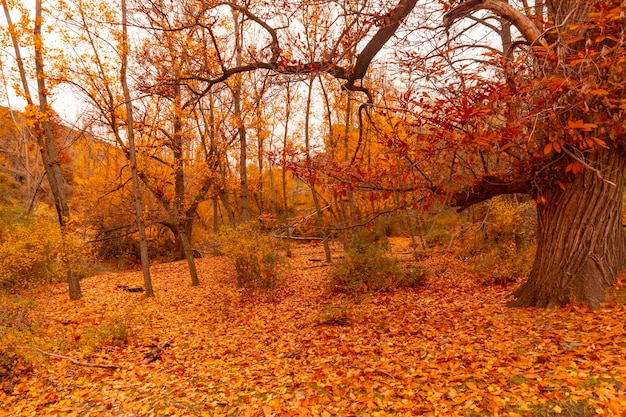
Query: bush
328,231,426,294
79,314,132,348
488,197,536,250
0,216,63,288
0,296,37,383
0,210,97,290
471,244,535,286
218,223,284,294
314,305,351,326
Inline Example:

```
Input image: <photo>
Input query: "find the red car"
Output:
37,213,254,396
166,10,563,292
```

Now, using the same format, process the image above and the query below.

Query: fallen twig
144,337,175,363
6,346,122,370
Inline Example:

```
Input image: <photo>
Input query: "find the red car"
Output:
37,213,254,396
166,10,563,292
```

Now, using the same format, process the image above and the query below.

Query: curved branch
347,0,419,88
451,175,532,212
444,0,547,48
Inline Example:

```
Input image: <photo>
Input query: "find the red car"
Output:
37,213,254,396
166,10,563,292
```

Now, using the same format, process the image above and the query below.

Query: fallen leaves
1,240,625,416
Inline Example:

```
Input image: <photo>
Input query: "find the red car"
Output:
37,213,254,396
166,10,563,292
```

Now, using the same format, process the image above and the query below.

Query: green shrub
314,305,351,326
328,231,426,294
218,223,284,294
80,314,132,348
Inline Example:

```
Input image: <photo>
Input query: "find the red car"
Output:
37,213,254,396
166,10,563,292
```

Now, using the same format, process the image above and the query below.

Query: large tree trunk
510,148,626,309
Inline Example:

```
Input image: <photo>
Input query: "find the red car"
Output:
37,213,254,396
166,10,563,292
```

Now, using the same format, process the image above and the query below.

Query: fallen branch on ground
5,346,122,370
144,337,175,363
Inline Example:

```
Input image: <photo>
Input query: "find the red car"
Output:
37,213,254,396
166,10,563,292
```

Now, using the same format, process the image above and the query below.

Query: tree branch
450,175,532,212
444,0,547,48
347,0,419,88
6,346,122,370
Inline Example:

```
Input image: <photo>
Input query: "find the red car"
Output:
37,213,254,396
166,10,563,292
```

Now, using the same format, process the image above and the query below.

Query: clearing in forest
1,239,625,416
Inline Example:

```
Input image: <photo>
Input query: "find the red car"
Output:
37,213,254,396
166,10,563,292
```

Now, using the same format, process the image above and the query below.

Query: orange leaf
565,162,585,174
592,137,609,149
544,143,553,155
587,88,609,96
566,119,597,131
466,381,479,391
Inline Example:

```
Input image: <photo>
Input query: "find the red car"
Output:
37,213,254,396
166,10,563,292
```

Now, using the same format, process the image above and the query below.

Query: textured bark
509,149,626,309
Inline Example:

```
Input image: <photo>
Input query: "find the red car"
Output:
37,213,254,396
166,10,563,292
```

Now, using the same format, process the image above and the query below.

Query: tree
60,0,154,295
1,0,82,299
121,0,154,296
438,0,626,308
21,0,623,308
240,0,625,309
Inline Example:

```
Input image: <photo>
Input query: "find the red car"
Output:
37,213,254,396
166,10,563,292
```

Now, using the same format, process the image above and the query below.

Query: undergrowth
328,230,427,294
218,222,285,297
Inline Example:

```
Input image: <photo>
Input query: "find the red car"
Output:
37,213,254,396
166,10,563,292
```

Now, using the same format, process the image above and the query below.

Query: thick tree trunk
510,149,626,309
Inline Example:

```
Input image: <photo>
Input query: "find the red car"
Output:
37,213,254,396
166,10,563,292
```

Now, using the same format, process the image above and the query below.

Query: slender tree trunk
281,82,291,218
232,10,249,222
177,220,199,286
4,0,82,299
304,76,332,262
343,96,356,221
510,148,626,309
121,0,153,297
257,102,264,213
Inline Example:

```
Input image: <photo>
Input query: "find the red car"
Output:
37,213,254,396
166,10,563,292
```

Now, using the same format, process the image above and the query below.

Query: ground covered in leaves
1,239,626,416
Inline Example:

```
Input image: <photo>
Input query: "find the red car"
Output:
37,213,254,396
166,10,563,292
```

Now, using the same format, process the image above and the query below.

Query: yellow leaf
553,405,563,414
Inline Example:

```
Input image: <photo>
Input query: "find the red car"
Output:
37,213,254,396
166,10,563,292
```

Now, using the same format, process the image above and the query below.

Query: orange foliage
1,241,625,415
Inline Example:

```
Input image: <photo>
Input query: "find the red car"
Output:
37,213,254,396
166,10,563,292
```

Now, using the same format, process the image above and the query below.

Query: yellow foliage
218,222,284,292
489,197,534,234
0,216,86,288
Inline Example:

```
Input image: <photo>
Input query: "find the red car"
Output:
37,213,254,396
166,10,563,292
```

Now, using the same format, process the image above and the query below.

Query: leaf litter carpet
1,240,625,416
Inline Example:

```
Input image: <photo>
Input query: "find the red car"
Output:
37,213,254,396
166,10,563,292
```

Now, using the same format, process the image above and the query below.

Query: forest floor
1,238,626,416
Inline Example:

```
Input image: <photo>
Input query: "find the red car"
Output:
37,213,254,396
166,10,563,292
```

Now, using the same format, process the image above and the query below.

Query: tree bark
232,9,249,223
121,0,154,297
304,76,332,263
509,148,626,309
3,0,82,299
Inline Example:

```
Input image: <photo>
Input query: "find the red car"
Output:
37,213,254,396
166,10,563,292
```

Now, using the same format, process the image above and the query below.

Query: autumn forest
1,0,626,415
